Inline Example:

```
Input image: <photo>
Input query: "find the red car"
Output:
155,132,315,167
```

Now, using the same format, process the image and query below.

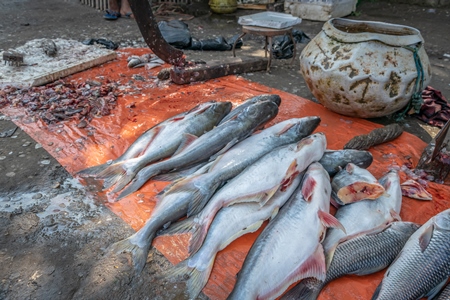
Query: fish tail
76,163,111,177
97,164,128,190
280,278,323,300
163,258,214,300
108,232,153,274
163,217,207,256
116,165,160,200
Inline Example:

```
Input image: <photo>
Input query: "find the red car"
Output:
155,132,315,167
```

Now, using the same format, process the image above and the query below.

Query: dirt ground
0,0,449,299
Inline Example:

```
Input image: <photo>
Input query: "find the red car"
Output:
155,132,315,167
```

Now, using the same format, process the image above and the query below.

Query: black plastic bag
272,30,310,59
158,20,192,49
188,35,243,51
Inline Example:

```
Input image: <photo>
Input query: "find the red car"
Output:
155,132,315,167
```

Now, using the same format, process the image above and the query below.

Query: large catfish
164,171,304,300
227,162,344,300
169,133,327,254
76,101,231,178
116,98,280,199
160,116,320,218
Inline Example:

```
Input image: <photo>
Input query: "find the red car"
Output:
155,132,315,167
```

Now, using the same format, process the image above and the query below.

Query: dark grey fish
281,221,419,300
115,98,280,199
218,94,281,125
372,208,450,300
318,149,373,176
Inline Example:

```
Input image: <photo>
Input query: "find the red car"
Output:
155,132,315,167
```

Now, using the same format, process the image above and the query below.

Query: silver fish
318,149,373,177
281,221,419,300
76,101,231,179
228,162,344,300
164,171,305,300
169,133,327,255
331,163,385,206
372,208,450,300
160,116,321,219
436,283,450,300
116,97,280,199
218,94,281,125
323,169,402,267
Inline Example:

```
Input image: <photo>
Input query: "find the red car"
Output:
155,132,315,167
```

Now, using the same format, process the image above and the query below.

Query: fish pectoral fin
294,244,327,282
270,207,280,220
318,210,346,233
390,209,402,222
301,173,316,202
425,278,448,299
173,133,198,156
280,160,301,193
330,191,341,208
419,223,434,253
209,138,239,161
275,123,295,136
345,163,355,174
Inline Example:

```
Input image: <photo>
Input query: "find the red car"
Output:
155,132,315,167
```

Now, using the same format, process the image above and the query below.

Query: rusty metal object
3,50,24,66
344,123,403,150
170,57,269,85
128,0,185,67
416,120,450,183
300,18,431,118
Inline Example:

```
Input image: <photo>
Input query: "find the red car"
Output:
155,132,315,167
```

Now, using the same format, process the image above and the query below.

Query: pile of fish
77,94,449,299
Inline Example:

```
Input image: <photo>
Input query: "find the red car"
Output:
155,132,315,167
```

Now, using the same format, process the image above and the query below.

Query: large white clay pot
300,18,431,118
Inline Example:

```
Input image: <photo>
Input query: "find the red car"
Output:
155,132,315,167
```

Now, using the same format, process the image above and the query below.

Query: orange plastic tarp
2,48,449,299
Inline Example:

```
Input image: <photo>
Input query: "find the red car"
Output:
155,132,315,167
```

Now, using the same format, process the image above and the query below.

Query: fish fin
371,282,382,300
345,163,355,174
162,217,195,236
173,133,198,156
270,207,280,220
116,165,159,200
295,244,327,281
390,209,402,222
275,123,295,136
330,191,342,208
280,278,323,300
318,210,346,233
280,160,301,193
188,220,209,255
235,185,281,207
162,258,215,300
419,223,434,253
107,233,153,274
325,244,338,268
76,162,110,177
152,172,186,182
99,163,129,190
209,138,239,162
425,278,448,299
301,173,316,202
187,181,221,217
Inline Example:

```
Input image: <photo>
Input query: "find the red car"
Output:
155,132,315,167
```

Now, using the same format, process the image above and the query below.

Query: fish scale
281,222,419,300
373,209,450,300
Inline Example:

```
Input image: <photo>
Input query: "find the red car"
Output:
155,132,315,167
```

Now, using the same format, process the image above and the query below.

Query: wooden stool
232,25,296,72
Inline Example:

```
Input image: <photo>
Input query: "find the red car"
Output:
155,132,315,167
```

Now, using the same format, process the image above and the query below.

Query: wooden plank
237,3,268,10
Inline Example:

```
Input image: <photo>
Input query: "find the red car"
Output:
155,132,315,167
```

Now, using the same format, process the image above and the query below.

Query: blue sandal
103,10,121,20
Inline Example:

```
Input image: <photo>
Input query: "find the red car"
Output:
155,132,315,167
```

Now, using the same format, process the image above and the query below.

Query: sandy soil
0,0,449,299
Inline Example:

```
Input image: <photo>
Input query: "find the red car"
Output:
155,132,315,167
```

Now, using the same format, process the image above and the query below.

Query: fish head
284,116,321,139
351,150,373,169
209,101,233,119
249,94,282,107
295,132,327,152
241,100,279,126
434,209,450,231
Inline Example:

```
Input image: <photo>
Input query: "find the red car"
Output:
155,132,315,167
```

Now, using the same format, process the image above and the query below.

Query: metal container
300,18,431,118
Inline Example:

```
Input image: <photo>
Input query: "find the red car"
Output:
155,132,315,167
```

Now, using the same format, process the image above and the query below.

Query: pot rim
323,18,424,47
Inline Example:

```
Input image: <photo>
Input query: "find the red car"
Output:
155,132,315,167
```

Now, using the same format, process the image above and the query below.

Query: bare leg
108,0,120,12
120,0,134,18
